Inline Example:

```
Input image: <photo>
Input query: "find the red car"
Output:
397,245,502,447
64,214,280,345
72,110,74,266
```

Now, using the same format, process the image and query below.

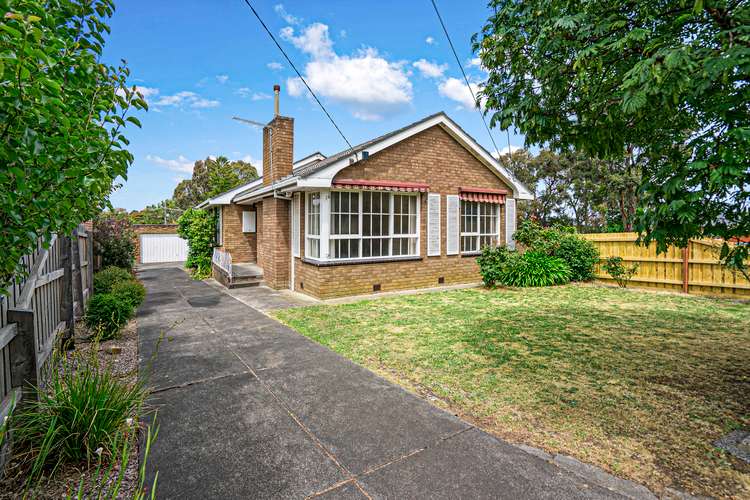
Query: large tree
0,0,145,289
172,156,258,210
475,0,749,270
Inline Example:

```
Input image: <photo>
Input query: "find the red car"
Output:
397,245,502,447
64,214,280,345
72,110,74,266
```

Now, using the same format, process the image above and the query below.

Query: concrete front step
229,277,264,289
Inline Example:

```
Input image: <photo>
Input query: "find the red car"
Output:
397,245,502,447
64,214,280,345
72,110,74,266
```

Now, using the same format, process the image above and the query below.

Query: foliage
129,198,183,224
603,256,640,288
177,208,215,276
84,293,132,339
475,0,750,273
93,212,136,270
172,156,258,210
0,0,146,291
11,343,147,483
498,251,571,287
476,245,515,287
514,220,598,281
111,279,145,309
93,265,133,294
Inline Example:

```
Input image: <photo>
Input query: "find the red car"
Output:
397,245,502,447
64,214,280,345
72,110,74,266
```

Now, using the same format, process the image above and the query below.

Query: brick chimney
263,84,294,186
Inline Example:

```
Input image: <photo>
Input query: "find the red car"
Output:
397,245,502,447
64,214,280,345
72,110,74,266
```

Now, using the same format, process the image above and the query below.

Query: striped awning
459,186,508,204
333,179,429,192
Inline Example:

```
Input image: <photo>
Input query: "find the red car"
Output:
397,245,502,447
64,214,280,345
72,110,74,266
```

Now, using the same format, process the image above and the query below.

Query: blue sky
105,1,524,211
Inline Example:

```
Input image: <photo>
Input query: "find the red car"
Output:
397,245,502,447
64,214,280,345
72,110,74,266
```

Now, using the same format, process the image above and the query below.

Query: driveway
137,267,644,499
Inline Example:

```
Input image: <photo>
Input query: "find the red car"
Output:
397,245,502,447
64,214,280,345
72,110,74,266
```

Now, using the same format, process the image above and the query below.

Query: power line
239,0,354,151
429,0,504,158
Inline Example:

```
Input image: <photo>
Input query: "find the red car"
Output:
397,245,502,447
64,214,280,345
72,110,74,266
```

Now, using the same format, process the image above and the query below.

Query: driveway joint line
229,348,355,479
149,371,253,394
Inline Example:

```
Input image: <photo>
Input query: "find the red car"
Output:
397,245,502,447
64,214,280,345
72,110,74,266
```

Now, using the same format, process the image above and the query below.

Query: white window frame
460,200,499,254
304,189,421,262
305,192,321,259
215,207,223,246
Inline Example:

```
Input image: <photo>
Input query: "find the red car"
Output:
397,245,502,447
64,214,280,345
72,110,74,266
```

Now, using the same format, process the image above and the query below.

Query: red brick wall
132,224,180,264
291,125,512,299
263,116,294,186
218,204,257,263
259,197,290,289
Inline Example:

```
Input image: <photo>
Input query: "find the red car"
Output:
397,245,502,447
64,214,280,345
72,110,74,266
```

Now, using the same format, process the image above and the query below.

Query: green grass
273,284,750,498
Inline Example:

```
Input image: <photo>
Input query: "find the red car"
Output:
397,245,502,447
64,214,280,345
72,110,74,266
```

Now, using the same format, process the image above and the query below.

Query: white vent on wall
427,193,441,256
446,195,459,255
242,211,256,233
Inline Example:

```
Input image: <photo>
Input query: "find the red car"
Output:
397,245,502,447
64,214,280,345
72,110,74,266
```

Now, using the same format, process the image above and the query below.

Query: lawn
272,284,750,498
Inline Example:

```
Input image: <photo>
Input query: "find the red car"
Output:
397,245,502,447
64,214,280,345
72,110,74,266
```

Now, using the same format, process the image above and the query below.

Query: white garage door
140,234,188,263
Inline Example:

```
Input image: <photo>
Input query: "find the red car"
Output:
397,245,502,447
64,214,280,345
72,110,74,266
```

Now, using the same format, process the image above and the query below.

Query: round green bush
93,266,133,294
556,235,599,282
111,279,146,309
499,251,572,287
85,293,133,339
476,245,515,287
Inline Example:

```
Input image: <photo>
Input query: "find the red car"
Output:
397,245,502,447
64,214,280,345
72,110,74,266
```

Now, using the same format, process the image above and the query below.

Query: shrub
476,245,515,287
514,220,598,281
177,208,215,277
556,235,599,281
93,266,133,294
85,294,133,339
602,256,639,288
11,348,147,483
111,280,146,309
93,214,136,270
498,251,571,287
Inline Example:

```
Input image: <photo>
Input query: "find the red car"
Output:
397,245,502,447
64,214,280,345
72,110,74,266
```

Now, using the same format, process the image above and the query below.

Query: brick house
198,87,532,299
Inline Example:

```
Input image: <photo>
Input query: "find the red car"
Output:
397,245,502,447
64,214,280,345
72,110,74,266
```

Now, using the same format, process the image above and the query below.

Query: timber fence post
7,309,37,397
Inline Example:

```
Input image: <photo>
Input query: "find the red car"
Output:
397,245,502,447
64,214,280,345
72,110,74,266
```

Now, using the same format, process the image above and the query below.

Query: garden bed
273,284,750,498
0,319,145,499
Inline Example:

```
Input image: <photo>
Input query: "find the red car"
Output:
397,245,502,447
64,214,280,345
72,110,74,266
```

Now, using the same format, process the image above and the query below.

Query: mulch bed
0,318,143,499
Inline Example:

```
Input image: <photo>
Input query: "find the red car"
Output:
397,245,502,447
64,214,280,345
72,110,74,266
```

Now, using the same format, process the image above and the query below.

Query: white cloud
339,29,347,38
281,22,412,120
438,77,482,109
274,4,301,25
425,36,435,45
412,59,448,79
237,88,272,101
492,145,522,158
116,86,160,103
216,74,229,84
267,61,284,71
153,91,220,109
146,154,194,173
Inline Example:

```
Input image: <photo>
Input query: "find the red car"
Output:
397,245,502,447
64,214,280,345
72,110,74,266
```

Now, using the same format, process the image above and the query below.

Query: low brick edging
132,224,180,264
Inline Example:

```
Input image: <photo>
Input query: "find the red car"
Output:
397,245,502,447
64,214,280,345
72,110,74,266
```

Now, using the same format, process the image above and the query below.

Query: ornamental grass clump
10,345,148,485
498,251,572,287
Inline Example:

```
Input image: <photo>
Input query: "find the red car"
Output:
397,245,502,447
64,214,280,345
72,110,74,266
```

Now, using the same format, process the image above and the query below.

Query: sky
104,0,524,211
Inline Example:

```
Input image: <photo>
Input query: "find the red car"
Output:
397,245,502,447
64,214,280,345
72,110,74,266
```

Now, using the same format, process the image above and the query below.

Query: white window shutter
446,195,459,255
242,210,256,233
291,194,300,257
427,194,441,256
505,198,517,250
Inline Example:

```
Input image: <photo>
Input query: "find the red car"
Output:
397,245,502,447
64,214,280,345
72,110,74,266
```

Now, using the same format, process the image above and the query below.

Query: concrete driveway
137,266,649,499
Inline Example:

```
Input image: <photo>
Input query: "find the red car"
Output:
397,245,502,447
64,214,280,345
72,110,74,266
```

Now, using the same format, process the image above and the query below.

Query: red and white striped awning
332,179,429,192
459,186,508,204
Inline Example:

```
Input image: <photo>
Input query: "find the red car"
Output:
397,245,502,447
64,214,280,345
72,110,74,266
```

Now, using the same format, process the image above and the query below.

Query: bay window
306,190,420,261
461,201,498,253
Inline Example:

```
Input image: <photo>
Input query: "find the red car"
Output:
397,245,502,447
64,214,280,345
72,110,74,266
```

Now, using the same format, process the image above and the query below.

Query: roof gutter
232,176,298,204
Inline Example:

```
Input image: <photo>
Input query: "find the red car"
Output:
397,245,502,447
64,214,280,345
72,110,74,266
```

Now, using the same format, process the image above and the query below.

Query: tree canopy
172,156,259,210
475,0,749,270
0,0,145,290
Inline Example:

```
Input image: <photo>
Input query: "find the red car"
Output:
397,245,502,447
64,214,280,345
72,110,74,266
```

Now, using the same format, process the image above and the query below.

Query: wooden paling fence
0,225,93,474
581,232,750,298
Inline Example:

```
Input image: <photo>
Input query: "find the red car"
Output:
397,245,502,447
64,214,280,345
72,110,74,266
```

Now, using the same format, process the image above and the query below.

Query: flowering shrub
93,214,136,270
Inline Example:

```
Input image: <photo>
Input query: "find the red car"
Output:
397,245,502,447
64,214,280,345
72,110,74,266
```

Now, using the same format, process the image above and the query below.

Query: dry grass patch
273,284,750,498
